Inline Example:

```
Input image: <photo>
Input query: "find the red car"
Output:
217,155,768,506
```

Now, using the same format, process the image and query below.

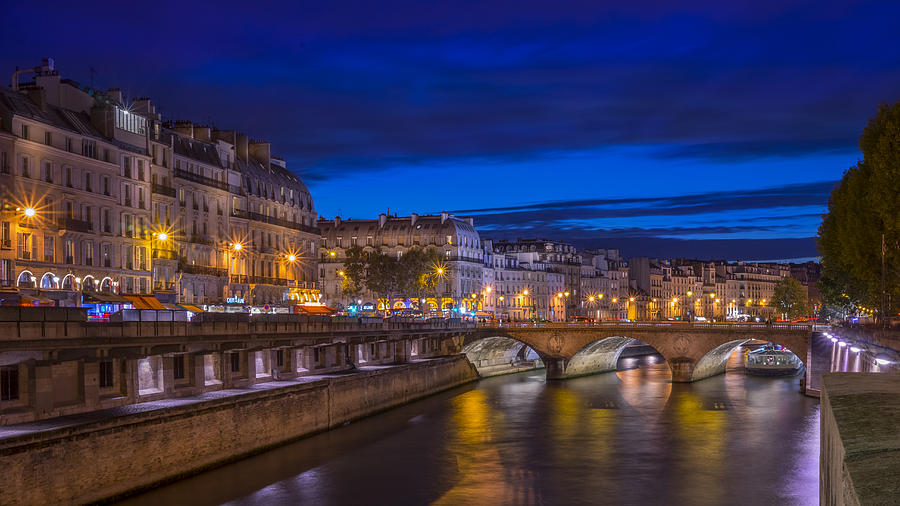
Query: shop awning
179,304,205,313
296,304,335,315
135,295,166,310
21,295,55,307
123,295,151,309
82,291,132,304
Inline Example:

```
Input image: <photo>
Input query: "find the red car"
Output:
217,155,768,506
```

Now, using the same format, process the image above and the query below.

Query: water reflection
122,351,819,506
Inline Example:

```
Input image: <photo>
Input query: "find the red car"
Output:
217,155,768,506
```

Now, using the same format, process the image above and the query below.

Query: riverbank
0,356,478,505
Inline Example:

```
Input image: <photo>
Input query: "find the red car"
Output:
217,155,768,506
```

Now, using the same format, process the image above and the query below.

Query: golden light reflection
670,389,726,503
435,390,531,505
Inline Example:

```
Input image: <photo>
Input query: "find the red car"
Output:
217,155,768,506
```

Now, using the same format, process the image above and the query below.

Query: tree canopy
770,277,810,319
818,100,900,319
340,246,448,306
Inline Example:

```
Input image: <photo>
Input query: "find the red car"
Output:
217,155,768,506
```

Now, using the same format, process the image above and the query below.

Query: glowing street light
233,242,243,252
287,254,297,262
23,207,36,218
157,232,168,242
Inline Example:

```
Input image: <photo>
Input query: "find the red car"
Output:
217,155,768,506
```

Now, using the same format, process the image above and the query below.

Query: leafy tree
340,245,367,297
770,277,811,319
365,249,399,310
818,100,900,320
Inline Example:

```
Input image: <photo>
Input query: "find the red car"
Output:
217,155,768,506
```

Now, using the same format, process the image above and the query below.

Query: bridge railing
477,321,816,331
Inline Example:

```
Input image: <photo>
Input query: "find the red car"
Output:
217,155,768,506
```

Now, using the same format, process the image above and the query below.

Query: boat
745,345,803,376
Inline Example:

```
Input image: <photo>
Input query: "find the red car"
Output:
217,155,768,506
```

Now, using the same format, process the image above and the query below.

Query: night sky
4,1,900,260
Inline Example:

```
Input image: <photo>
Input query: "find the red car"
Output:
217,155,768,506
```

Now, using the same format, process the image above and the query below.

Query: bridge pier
544,358,568,380
668,358,696,383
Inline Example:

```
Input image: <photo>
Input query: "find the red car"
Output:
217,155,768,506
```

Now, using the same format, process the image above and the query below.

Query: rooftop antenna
89,66,97,88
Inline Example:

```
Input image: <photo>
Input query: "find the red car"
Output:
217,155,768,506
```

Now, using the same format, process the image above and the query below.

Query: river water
122,351,819,506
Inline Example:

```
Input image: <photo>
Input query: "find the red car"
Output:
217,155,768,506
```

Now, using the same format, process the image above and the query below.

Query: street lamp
23,207,36,218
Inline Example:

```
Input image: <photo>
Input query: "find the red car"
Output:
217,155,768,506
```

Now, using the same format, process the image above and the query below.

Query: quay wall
0,356,479,505
820,373,900,506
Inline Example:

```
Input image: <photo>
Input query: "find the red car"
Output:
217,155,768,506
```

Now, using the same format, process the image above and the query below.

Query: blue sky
3,0,899,259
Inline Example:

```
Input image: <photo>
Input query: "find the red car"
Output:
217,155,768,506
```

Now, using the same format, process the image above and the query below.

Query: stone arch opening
100,277,113,292
40,272,57,289
565,336,638,377
690,338,807,382
16,270,35,287
690,339,750,381
60,274,75,291
462,336,544,377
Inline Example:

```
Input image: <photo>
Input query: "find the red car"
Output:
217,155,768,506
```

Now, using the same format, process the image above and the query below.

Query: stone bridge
461,322,814,382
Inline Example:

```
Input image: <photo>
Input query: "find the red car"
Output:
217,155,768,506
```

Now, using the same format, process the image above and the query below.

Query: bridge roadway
462,321,815,382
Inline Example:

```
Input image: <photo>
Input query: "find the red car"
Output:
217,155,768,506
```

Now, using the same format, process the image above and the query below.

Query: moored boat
745,346,803,376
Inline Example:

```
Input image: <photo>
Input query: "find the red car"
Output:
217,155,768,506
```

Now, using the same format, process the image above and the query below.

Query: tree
770,278,811,320
340,245,366,297
365,249,399,312
818,100,900,321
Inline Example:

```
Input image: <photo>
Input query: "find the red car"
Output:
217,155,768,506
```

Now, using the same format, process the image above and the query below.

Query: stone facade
0,58,319,308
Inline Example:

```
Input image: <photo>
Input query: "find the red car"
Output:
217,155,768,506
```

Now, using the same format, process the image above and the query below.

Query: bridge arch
461,336,544,377
564,336,637,377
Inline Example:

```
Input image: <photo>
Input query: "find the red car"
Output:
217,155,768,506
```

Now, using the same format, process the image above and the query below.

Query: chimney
172,120,193,138
107,88,123,104
194,126,211,142
410,213,418,227
26,87,47,111
378,213,387,228
249,140,271,168
236,133,249,162
441,211,449,224
466,217,474,226
334,216,341,227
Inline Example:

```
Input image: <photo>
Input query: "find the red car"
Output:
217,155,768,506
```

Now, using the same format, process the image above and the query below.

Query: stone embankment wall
820,373,900,506
0,356,478,505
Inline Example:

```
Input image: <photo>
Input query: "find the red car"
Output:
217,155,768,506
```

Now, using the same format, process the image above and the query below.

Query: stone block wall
0,356,478,505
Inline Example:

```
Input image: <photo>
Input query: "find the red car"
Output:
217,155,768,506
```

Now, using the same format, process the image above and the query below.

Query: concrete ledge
0,356,479,505
821,373,900,506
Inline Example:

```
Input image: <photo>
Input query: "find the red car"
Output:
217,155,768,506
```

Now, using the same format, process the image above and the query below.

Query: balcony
174,168,243,194
250,276,288,286
179,263,226,277
18,250,31,260
187,235,214,246
229,274,249,284
152,248,178,260
246,211,319,235
1,239,10,249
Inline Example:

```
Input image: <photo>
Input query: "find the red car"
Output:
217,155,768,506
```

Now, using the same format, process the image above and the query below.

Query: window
1,152,8,173
65,137,72,152
230,353,241,372
84,172,92,192
137,159,145,181
82,139,97,159
99,361,114,388
114,107,147,135
1,365,19,401
42,161,52,183
102,176,110,196
173,355,185,380
45,131,52,145
21,124,29,140
64,166,72,187
21,156,30,178
275,350,284,368
44,236,54,262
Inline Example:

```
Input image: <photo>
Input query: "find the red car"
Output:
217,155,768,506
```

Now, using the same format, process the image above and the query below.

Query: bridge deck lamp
588,296,595,302
23,207,36,218
486,286,492,293
287,254,297,262
233,242,243,252
564,291,570,297
523,289,529,295
629,297,635,302
157,232,168,242
612,298,618,303
687,291,693,297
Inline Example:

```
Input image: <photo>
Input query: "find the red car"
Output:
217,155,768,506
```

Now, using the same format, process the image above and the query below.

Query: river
121,350,819,506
